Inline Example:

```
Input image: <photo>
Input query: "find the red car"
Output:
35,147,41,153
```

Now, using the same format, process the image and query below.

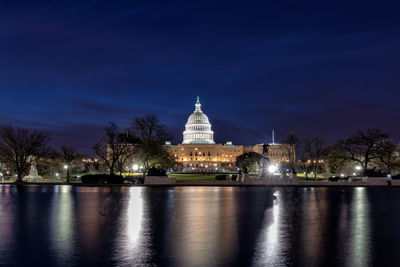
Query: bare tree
282,132,299,171
133,139,174,177
133,114,172,143
311,137,326,179
0,125,49,184
297,137,313,179
334,128,390,175
61,145,81,183
377,141,398,174
93,122,137,176
131,115,175,177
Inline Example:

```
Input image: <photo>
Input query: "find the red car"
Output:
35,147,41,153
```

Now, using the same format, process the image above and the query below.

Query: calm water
0,185,400,267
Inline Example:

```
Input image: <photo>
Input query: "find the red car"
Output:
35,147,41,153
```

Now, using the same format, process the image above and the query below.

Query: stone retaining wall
144,176,176,184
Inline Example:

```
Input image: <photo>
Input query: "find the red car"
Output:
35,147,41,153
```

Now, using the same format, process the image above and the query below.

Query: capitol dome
183,97,215,144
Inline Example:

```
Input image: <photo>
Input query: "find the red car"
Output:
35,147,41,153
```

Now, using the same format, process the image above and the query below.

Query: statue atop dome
195,96,202,112
182,97,215,144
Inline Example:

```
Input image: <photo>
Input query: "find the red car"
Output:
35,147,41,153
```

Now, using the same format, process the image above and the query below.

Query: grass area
296,173,326,179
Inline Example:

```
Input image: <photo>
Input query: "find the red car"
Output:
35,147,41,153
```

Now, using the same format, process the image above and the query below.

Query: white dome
183,97,215,144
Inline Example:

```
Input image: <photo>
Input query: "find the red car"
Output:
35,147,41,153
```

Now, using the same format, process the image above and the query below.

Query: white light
64,165,68,169
387,174,392,178
56,173,60,177
341,173,345,177
353,172,356,176
0,173,2,176
268,165,277,173
355,166,362,171
132,164,139,171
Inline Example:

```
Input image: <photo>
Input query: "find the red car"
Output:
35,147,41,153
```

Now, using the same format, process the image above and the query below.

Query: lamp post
355,166,362,177
132,164,139,172
64,164,70,183
268,165,278,178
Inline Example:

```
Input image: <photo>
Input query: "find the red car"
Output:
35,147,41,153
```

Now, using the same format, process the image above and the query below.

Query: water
0,185,399,267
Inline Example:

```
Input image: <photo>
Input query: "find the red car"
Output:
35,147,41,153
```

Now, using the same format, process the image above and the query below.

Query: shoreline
0,181,397,187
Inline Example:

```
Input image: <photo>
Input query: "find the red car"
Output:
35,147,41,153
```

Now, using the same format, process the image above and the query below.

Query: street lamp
354,166,362,177
64,165,69,170
132,164,139,171
268,165,277,173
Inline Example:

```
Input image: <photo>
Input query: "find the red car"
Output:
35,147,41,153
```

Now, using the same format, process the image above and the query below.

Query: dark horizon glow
1,1,400,154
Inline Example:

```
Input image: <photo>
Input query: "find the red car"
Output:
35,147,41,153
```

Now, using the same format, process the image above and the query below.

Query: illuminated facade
182,96,215,144
166,97,292,172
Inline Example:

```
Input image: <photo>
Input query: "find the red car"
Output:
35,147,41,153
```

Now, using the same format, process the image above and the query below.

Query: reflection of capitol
166,97,291,172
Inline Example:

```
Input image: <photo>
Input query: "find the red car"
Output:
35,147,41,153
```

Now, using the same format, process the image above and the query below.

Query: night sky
1,1,400,154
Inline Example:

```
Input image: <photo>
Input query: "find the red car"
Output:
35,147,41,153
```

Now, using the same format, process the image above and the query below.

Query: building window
190,152,193,156
195,152,198,156
203,152,205,156
208,152,211,156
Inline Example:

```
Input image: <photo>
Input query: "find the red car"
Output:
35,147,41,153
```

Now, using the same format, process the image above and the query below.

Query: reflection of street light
268,165,277,173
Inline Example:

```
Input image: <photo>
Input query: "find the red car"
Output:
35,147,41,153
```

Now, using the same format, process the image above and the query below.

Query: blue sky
1,0,400,154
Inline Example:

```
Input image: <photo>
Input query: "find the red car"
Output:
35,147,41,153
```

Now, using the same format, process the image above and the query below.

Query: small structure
23,156,43,181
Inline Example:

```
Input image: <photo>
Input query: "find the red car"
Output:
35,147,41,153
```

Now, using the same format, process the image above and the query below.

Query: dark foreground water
0,186,400,267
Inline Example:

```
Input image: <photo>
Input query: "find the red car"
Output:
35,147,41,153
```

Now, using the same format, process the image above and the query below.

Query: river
0,185,399,266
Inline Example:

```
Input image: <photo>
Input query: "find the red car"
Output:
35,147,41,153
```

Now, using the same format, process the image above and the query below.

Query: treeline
280,128,399,178
0,114,175,184
0,118,398,184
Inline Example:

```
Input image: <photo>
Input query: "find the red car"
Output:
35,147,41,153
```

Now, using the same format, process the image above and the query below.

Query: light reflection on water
50,185,74,266
0,185,398,266
115,187,151,266
348,187,371,267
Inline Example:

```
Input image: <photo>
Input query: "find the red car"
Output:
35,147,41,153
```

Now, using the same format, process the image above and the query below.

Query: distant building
165,97,292,172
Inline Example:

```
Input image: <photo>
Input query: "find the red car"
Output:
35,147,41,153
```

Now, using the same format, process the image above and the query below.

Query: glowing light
341,173,345,177
268,165,278,173
132,164,139,171
355,166,362,171
64,165,68,169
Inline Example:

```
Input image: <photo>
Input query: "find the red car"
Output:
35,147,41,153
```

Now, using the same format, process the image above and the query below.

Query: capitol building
166,97,291,172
